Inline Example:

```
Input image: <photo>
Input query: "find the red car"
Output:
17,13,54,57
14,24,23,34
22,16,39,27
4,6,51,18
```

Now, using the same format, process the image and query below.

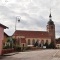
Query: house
0,23,8,55
56,38,60,48
3,32,9,45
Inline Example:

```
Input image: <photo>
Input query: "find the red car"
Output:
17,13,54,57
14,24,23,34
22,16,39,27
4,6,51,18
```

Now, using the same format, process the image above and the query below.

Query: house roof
4,32,9,37
13,30,50,38
56,40,60,44
56,38,60,44
0,23,8,29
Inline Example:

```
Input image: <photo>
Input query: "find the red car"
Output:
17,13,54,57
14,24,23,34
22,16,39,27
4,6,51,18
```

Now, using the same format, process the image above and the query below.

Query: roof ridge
16,30,47,32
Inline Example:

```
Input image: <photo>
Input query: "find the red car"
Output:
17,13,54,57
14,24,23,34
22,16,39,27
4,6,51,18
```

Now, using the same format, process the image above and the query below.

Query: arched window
41,40,44,48
32,39,35,45
44,40,49,48
28,39,30,45
41,40,44,44
17,38,20,45
46,40,48,43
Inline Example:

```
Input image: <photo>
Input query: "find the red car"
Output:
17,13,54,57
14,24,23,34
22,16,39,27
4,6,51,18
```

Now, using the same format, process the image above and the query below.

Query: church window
44,40,49,48
28,39,30,45
17,38,20,45
41,40,44,44
41,40,44,48
32,39,35,45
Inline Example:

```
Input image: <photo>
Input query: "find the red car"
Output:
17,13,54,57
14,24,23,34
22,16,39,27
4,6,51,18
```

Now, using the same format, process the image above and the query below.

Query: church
12,13,56,49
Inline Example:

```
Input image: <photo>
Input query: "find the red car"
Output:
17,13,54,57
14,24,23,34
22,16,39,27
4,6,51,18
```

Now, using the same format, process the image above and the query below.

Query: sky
0,0,60,38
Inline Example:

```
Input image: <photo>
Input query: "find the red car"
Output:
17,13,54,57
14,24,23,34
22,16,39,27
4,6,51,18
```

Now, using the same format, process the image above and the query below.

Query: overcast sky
0,0,60,38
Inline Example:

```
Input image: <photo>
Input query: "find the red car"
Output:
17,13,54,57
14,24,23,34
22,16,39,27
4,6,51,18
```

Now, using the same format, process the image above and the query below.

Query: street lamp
15,16,20,45
15,16,20,32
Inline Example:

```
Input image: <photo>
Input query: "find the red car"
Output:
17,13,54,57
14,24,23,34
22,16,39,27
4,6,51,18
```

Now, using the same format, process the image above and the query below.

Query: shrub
15,45,21,52
49,42,55,49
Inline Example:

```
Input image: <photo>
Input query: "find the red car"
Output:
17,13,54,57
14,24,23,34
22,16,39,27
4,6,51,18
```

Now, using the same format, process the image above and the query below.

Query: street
1,49,60,60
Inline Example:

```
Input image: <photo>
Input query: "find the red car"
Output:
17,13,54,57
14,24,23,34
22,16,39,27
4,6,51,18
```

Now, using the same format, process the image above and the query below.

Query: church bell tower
47,12,56,48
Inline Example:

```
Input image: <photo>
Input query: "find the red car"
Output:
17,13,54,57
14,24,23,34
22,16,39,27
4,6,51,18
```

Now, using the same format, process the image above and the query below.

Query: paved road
1,49,60,60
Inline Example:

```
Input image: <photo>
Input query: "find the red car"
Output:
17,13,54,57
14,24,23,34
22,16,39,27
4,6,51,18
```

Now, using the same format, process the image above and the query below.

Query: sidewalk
0,52,19,59
3,52,19,56
0,56,3,59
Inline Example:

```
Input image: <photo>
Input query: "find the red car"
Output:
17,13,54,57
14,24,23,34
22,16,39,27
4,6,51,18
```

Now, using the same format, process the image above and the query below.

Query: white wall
26,38,51,45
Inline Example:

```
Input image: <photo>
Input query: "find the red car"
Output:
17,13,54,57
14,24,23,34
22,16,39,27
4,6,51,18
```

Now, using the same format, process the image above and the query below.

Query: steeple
47,9,56,48
49,9,52,18
48,9,54,25
49,13,52,18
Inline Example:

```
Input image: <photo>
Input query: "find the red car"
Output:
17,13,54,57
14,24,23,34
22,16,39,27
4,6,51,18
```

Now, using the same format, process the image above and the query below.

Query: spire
49,8,52,18
48,9,54,25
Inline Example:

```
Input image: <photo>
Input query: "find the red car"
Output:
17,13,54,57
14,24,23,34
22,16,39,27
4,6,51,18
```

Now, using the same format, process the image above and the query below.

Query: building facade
12,13,56,48
3,32,9,44
0,24,8,55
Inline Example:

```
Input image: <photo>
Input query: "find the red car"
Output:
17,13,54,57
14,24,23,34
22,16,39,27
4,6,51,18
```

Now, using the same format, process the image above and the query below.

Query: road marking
53,50,59,57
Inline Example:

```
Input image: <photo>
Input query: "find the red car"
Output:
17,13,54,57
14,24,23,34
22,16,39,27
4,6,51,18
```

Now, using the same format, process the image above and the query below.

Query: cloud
17,13,48,32
0,0,60,38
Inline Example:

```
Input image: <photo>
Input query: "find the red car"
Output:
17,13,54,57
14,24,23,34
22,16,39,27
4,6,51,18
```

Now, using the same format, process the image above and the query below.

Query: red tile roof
4,32,9,37
13,30,50,38
56,40,60,44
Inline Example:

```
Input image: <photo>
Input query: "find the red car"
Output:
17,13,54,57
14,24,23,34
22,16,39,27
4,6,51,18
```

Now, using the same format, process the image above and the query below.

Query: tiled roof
13,30,50,38
56,40,60,44
4,32,9,37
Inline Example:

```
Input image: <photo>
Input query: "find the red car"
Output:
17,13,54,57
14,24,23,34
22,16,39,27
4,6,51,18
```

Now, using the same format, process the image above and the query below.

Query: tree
49,42,55,49
34,40,38,47
44,42,49,48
